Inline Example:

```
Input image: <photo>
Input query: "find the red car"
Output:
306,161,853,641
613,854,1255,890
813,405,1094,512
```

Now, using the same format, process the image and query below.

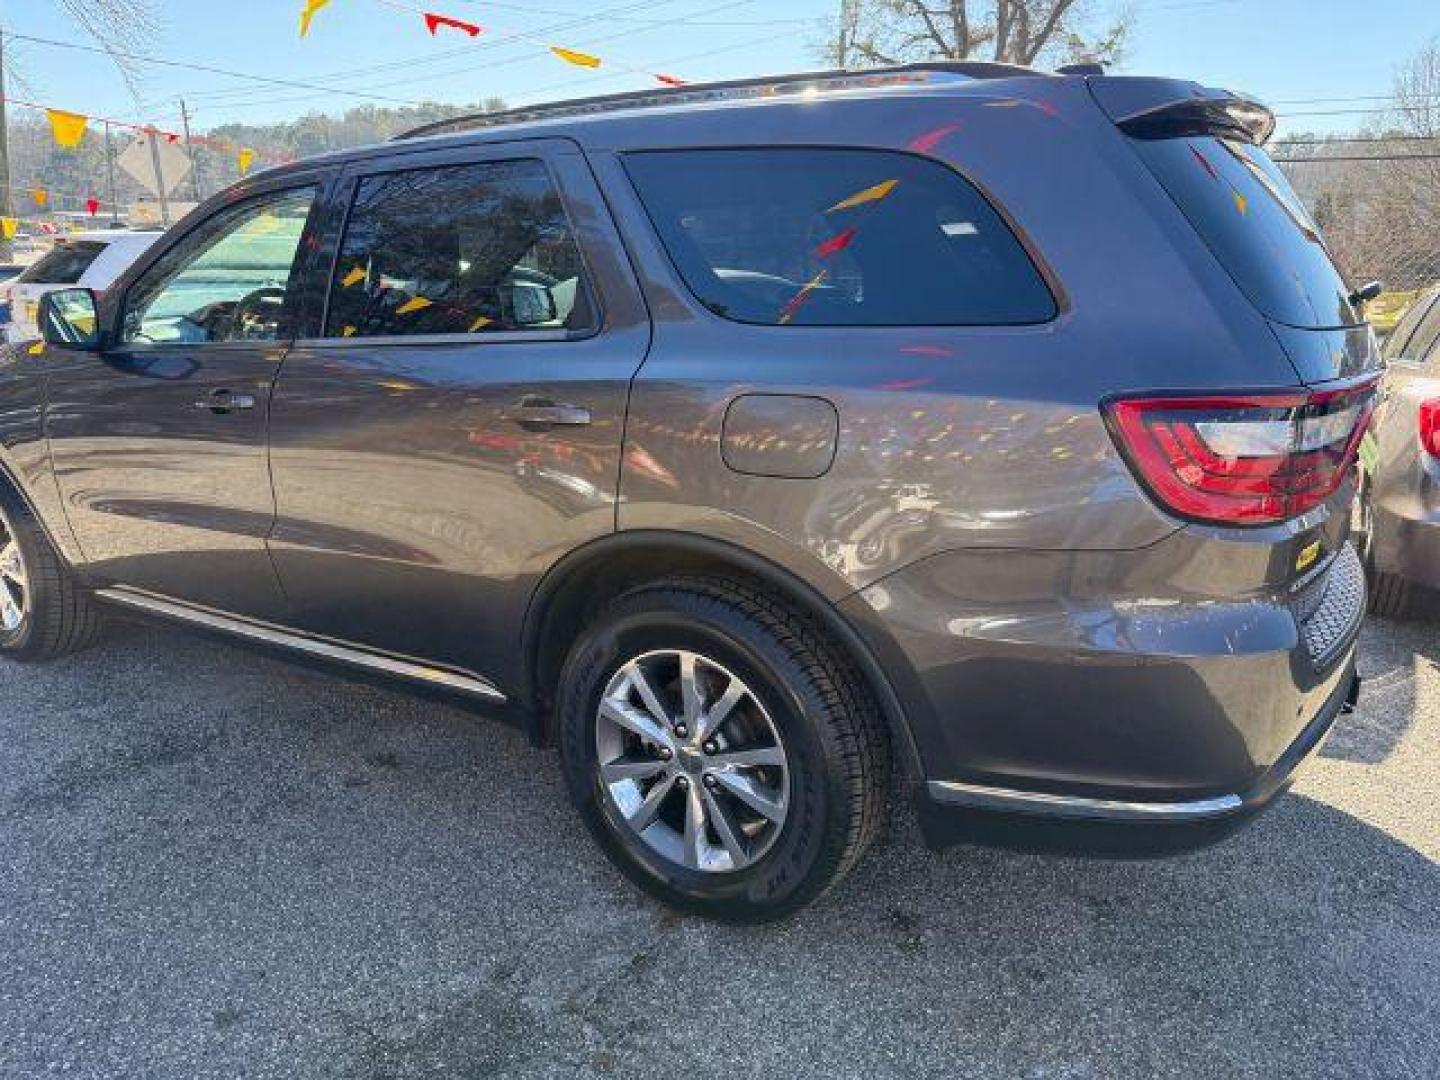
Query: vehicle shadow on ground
2,620,1437,1079
1324,612,1439,764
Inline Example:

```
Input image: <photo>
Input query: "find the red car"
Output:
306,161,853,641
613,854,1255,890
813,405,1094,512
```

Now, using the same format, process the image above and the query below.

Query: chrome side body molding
93,587,507,703
927,780,1243,822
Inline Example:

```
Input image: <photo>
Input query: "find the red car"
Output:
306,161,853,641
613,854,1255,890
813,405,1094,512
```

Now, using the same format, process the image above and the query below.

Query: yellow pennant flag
32,189,48,207
26,341,45,356
341,265,366,288
467,315,493,332
551,45,601,69
395,296,434,315
47,109,89,148
1233,191,1248,216
0,218,17,240
237,148,256,174
299,0,331,37
827,178,899,213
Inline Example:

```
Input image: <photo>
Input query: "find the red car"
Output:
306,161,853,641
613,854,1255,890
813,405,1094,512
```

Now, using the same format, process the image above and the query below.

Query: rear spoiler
1086,76,1275,146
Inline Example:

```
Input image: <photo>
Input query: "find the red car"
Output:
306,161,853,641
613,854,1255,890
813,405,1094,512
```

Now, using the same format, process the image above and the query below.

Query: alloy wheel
0,516,28,634
595,649,790,874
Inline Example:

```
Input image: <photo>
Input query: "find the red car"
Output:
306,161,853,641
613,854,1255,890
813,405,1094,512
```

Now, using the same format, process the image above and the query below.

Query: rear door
267,139,650,686
45,180,325,618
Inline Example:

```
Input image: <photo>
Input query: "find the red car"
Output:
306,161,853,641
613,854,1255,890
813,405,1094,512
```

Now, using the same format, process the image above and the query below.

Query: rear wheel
1354,474,1413,618
0,488,102,660
557,576,888,921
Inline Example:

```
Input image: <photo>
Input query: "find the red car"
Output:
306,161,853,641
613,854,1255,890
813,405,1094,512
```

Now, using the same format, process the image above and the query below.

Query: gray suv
12,63,1374,919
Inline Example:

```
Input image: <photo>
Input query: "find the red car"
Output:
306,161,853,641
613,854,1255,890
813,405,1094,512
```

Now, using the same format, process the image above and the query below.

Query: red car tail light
1104,380,1378,526
1419,399,1440,459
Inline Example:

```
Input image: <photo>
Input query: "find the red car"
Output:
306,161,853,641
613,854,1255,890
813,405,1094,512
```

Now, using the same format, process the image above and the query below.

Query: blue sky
1,0,1436,137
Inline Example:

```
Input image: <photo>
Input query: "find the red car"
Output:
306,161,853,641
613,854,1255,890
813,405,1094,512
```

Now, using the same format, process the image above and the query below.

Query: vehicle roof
55,229,163,245
244,63,1064,181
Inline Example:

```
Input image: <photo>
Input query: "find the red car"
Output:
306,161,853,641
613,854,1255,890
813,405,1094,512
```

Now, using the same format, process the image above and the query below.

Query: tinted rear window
1383,290,1439,364
624,148,1056,327
1131,136,1357,329
18,241,105,285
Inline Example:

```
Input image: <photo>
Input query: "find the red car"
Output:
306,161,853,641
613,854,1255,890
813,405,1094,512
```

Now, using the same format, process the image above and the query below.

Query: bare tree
823,0,1130,69
52,0,162,93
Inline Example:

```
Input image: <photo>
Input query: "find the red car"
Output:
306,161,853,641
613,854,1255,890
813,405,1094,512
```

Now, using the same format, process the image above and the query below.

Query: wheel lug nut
676,775,689,789
658,747,672,761
702,740,718,754
703,774,719,789
674,724,688,738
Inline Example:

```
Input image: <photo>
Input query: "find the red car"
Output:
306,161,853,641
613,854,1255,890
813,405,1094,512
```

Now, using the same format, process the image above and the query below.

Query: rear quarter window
624,148,1056,327
17,241,106,285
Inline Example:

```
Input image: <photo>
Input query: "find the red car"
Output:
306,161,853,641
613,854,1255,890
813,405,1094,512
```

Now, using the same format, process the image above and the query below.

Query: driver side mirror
39,288,103,351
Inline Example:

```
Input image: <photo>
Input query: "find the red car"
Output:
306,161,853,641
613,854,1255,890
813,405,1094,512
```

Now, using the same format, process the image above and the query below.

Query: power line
1275,153,1440,163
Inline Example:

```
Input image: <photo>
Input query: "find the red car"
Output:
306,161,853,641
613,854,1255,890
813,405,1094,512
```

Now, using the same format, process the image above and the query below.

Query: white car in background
2,230,163,342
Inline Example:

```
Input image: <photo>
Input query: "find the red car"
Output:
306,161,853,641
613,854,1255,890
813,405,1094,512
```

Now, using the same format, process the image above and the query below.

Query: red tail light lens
1419,399,1440,459
1105,381,1378,526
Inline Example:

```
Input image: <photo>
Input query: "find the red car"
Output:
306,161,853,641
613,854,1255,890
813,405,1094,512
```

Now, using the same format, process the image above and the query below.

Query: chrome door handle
194,389,256,414
502,399,591,428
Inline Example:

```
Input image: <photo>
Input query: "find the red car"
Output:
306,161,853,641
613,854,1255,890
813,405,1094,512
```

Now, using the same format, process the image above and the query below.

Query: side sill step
93,587,507,703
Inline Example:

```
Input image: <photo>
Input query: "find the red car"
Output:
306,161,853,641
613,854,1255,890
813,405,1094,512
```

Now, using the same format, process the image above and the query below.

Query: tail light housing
1419,399,1440,459
1105,380,1378,526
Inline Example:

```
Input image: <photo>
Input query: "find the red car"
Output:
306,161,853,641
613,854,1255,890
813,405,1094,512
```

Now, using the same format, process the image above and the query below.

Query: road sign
117,133,192,198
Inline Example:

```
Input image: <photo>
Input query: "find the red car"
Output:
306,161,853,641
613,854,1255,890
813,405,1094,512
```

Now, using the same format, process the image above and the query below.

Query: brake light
1105,381,1378,526
1420,399,1440,459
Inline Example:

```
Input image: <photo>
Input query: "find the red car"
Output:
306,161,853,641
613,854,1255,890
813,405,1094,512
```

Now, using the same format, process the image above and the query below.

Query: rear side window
18,241,105,285
624,148,1056,327
1130,136,1357,330
324,159,595,339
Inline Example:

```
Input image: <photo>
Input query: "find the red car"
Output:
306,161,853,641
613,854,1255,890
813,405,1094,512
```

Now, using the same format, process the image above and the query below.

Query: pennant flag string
352,0,688,89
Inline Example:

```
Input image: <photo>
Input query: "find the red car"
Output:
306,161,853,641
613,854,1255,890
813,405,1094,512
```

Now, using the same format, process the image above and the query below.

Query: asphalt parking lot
1,614,1437,1079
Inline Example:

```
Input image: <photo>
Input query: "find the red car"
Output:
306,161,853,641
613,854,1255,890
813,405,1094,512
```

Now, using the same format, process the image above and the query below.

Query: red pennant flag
907,123,961,154
85,197,100,217
654,73,685,87
165,131,182,143
814,227,857,259
423,11,482,36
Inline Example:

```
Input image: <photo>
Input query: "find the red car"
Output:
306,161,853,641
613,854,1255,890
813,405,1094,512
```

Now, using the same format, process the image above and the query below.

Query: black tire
1367,568,1412,619
557,575,889,921
0,485,102,661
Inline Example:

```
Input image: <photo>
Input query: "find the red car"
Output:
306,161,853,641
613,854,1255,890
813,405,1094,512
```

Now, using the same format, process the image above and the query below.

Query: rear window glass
1383,290,1439,363
18,241,105,285
1131,136,1357,329
624,148,1056,327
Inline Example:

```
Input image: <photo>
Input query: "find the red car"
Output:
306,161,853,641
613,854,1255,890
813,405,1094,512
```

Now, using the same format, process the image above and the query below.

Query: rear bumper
838,532,1367,853
914,660,1358,855
1373,499,1440,592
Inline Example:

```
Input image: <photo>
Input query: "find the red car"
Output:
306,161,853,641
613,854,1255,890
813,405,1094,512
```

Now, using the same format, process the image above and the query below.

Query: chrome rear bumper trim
94,587,506,703
926,780,1243,822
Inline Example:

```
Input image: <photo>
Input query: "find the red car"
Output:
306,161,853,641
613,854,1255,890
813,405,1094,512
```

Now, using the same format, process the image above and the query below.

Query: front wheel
0,487,102,660
558,576,889,921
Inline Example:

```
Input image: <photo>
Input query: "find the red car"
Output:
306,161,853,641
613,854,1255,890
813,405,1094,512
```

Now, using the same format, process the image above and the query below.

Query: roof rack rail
394,60,1045,141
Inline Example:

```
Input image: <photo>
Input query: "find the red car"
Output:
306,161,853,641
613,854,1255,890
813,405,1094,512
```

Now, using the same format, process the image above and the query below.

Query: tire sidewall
0,497,39,653
559,592,848,918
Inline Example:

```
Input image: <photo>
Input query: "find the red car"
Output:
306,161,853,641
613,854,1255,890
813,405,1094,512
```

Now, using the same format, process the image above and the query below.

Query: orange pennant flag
47,109,89,148
395,296,433,315
0,218,17,240
654,73,685,87
827,178,898,213
237,148,256,174
424,11,482,36
299,0,331,37
32,189,48,207
1233,191,1248,216
550,45,601,69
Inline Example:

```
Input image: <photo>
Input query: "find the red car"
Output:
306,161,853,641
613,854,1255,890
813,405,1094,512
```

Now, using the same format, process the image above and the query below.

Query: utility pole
103,121,120,227
178,97,202,202
145,127,170,228
0,27,14,261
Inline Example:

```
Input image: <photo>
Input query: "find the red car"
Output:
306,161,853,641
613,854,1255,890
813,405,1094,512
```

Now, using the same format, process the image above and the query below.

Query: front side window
323,158,594,339
121,187,316,345
623,147,1056,327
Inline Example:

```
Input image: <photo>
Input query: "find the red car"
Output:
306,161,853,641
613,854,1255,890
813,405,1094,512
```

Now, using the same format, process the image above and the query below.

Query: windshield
1131,136,1358,329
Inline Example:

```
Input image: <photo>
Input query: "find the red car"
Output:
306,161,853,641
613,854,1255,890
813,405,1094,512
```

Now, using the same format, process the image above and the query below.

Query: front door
267,141,650,687
46,183,323,618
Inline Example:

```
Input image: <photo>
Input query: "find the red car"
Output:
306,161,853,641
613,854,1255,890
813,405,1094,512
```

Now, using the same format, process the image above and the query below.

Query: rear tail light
1104,380,1378,526
1419,399,1440,459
